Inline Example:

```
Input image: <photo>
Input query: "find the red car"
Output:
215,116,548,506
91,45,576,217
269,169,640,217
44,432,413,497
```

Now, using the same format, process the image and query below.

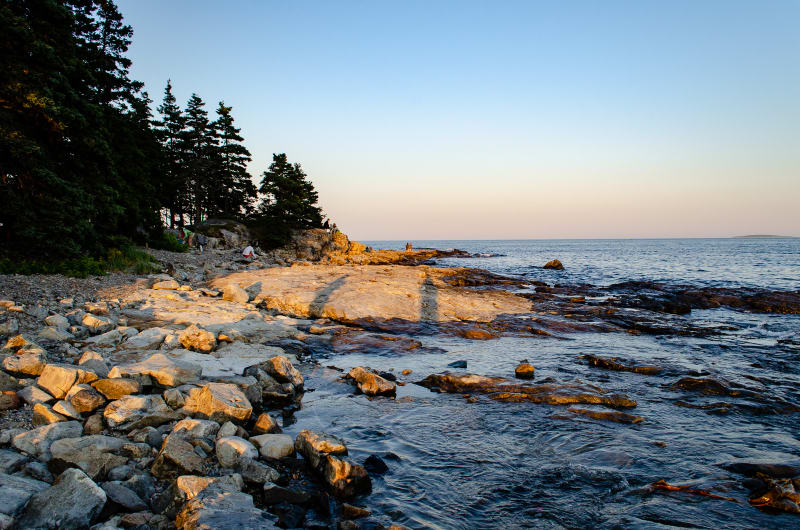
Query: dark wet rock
567,407,644,424
235,456,280,484
22,461,54,483
260,355,304,389
0,370,22,391
271,501,307,528
417,372,637,409
151,435,205,479
583,354,662,375
295,430,371,498
175,482,278,529
378,371,397,381
543,259,564,270
16,468,107,529
447,360,468,369
749,476,800,514
346,366,396,396
330,331,425,357
515,362,535,379
263,483,311,505
0,472,51,517
670,377,738,396
102,480,148,512
341,503,370,519
364,454,388,475
722,462,800,479
459,328,496,340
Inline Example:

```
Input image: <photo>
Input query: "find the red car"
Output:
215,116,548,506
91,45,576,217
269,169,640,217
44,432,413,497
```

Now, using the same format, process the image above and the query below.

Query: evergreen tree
180,93,216,225
153,80,186,228
257,153,323,248
209,102,257,218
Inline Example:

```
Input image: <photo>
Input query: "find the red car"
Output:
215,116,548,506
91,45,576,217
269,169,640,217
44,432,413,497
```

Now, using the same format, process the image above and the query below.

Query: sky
117,0,800,240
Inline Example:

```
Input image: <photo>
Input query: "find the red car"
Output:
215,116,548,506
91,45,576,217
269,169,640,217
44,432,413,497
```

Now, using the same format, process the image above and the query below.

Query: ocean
290,238,800,529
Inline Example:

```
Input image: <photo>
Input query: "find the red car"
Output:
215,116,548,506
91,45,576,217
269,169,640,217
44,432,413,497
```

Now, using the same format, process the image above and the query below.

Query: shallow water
290,239,800,528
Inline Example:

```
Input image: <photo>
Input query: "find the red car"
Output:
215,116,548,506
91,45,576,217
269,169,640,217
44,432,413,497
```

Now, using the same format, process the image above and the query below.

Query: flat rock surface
211,264,532,322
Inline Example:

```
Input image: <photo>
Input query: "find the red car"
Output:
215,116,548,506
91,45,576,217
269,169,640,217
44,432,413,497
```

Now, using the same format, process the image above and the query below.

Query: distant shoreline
732,235,798,239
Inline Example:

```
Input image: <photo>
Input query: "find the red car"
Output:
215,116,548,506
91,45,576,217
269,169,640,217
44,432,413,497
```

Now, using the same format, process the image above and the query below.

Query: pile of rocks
0,278,401,529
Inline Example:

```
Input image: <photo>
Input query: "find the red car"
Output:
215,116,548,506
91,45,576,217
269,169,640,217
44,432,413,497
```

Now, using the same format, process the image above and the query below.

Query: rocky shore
1,234,799,528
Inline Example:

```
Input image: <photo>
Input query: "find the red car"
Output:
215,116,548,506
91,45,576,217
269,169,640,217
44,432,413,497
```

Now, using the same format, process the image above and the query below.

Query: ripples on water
290,239,800,528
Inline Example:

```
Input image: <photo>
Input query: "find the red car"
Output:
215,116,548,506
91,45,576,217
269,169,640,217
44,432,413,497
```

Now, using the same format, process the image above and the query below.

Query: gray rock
44,315,69,331
216,436,258,468
175,483,277,529
0,370,21,391
236,457,280,485
86,328,123,347
12,421,83,459
104,394,179,431
172,418,220,440
182,383,252,424
107,464,134,481
15,468,107,529
82,313,114,335
150,435,205,479
217,420,238,439
22,461,54,483
102,481,148,511
38,327,73,342
0,318,19,337
122,327,168,350
250,434,295,459
18,385,54,406
52,399,81,420
163,387,186,408
107,353,201,387
0,449,27,474
0,472,50,516
49,435,126,480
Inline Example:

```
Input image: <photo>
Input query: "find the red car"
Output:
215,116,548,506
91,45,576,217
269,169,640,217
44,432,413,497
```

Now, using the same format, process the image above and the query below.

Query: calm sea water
289,239,800,529
365,238,800,290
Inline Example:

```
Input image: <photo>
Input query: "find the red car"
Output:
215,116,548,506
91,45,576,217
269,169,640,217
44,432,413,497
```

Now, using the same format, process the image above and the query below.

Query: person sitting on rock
242,245,255,260
323,219,330,229
182,227,194,247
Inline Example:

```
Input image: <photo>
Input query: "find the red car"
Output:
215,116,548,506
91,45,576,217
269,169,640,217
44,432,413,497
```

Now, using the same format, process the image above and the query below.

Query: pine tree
209,102,257,218
180,93,216,225
153,80,186,228
257,153,324,248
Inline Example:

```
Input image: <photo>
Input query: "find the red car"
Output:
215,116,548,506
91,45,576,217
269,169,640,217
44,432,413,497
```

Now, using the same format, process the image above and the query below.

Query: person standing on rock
196,233,207,253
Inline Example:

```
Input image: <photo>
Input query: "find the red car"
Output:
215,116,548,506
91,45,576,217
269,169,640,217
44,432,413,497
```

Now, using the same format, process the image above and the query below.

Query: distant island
733,235,798,238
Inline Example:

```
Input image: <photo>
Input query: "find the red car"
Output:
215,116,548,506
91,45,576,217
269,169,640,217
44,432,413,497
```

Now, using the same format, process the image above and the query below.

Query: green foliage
150,231,189,253
255,153,324,248
0,257,106,278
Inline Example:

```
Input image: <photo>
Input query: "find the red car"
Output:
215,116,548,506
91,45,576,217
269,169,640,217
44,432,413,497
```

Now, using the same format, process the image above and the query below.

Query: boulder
101,481,148,512
262,484,311,506
294,430,347,470
346,366,396,396
163,387,186,408
123,327,168,350
44,314,69,331
0,449,27,474
543,259,564,270
103,395,179,431
175,474,244,502
320,455,371,498
216,436,258,468
3,351,47,377
515,362,535,379
86,329,123,347
171,418,220,440
38,327,73,342
261,355,304,389
15,468,107,529
32,403,68,425
18,385,54,406
52,400,81,420
150,435,205,479
82,313,114,335
0,390,20,411
49,435,126,480
0,472,50,516
0,369,21,391
183,383,252,424
235,457,280,485
12,421,83,459
153,279,180,290
107,353,201,387
252,413,282,434
91,378,141,400
175,482,277,530
37,363,98,399
250,434,295,459
0,318,19,336
179,324,217,353
222,284,249,304
68,386,106,413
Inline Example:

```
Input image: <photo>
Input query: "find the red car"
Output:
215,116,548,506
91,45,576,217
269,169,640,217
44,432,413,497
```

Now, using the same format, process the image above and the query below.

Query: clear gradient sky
117,0,800,240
